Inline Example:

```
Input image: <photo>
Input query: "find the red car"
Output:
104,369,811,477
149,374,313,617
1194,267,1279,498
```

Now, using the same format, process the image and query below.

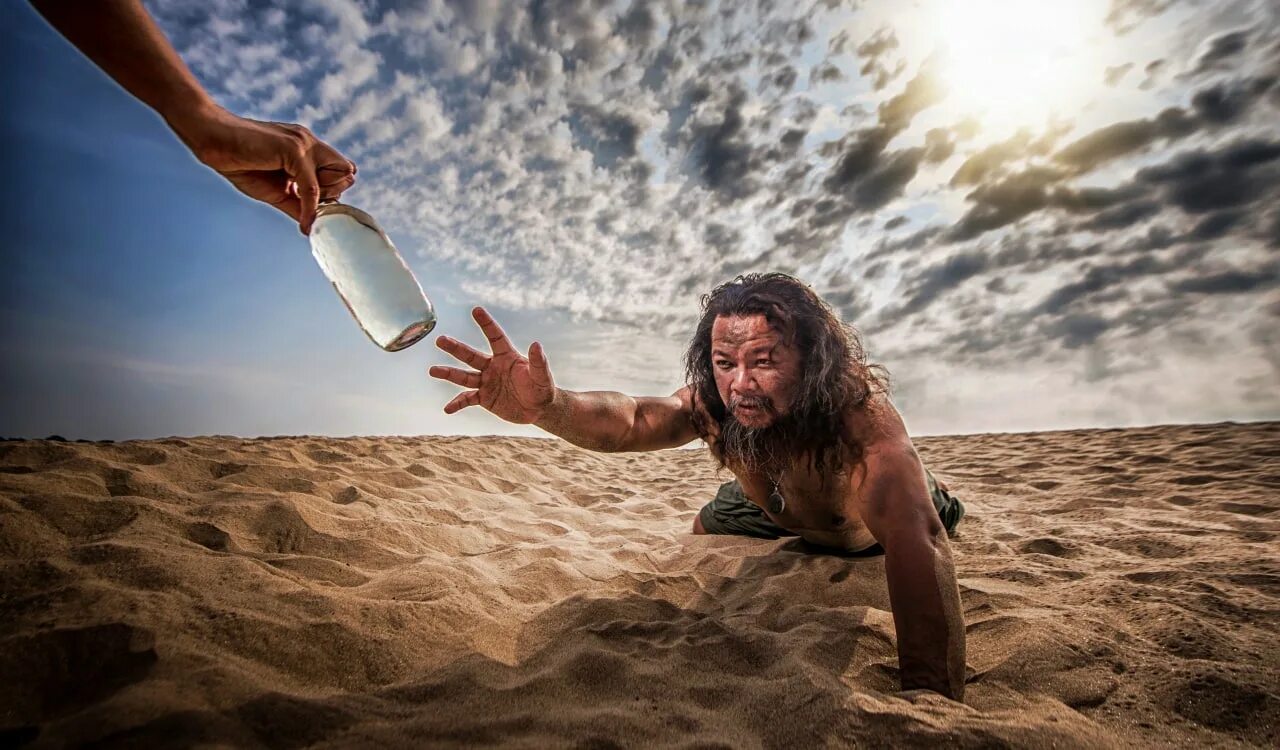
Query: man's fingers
317,165,356,186
428,365,481,389
528,341,553,388
443,390,480,414
293,159,320,234
435,335,491,369
311,139,356,175
472,306,515,356
319,173,356,201
281,141,321,234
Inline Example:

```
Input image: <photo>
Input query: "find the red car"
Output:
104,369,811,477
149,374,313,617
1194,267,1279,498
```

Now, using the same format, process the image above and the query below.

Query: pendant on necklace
768,484,786,515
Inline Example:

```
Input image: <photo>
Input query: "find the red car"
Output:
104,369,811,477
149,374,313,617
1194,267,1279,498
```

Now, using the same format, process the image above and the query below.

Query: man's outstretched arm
430,307,699,452
535,387,698,452
852,409,966,700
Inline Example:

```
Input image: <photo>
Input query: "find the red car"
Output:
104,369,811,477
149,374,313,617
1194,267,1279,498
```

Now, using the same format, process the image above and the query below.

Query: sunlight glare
934,0,1105,131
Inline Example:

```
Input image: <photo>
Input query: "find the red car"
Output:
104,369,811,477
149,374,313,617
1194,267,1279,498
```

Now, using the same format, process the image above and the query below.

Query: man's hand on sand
171,105,356,235
430,307,556,423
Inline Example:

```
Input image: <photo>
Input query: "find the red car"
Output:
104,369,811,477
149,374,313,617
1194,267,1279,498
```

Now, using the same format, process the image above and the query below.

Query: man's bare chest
729,459,879,551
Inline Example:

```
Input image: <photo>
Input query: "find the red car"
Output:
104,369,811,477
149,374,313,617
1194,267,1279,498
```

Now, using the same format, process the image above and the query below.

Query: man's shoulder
676,385,721,441
842,390,912,455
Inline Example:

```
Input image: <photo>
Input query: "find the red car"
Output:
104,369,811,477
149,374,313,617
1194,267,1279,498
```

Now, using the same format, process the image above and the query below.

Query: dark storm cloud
951,129,1060,186
1169,263,1280,295
567,103,643,169
820,64,944,202
922,128,955,164
1140,58,1166,89
855,27,905,90
1054,107,1197,173
1077,200,1162,232
614,2,657,48
687,84,760,202
848,147,927,212
946,167,1064,242
765,64,799,93
1042,312,1111,348
939,67,1280,242
809,60,845,84
1187,209,1245,241
819,272,874,322
1189,29,1252,77
892,250,990,318
1190,75,1278,124
1033,254,1170,316
528,0,616,70
1136,137,1280,214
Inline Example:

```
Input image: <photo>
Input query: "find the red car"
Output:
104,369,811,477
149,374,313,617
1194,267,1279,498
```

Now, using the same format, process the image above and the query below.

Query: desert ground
2,421,1277,747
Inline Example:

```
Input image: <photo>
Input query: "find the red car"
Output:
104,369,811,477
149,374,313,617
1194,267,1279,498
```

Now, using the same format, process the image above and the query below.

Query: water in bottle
308,201,436,351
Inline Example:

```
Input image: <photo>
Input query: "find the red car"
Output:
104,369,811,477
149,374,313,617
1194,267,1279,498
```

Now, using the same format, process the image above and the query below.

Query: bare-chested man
429,273,967,700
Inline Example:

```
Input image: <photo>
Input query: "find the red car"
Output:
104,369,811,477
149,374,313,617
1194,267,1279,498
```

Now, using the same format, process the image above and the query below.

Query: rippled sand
2,422,1277,747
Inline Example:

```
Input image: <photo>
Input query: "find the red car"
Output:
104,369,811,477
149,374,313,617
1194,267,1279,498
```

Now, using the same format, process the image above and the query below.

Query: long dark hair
683,273,889,476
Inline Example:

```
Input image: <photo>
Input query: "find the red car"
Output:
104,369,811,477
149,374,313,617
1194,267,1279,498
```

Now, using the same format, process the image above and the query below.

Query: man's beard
718,395,798,475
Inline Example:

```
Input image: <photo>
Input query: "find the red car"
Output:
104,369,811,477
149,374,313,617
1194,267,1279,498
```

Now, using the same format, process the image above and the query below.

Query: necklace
768,477,787,515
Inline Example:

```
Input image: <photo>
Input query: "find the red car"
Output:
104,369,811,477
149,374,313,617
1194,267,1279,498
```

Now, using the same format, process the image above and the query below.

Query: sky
1,0,1277,441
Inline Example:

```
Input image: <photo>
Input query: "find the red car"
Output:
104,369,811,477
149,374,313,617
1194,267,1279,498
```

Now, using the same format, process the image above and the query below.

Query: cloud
1189,29,1252,76
1136,137,1280,214
854,27,904,90
1105,62,1133,86
1054,108,1197,172
1105,0,1176,35
1169,263,1280,295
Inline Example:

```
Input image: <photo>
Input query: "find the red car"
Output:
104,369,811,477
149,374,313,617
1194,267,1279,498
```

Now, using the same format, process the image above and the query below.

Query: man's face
710,314,802,429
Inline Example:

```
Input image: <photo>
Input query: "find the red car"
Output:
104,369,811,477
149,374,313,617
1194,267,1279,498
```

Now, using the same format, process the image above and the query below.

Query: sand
1,421,1277,748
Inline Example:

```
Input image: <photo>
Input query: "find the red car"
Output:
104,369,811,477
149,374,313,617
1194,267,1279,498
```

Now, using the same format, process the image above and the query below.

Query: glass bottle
308,200,436,352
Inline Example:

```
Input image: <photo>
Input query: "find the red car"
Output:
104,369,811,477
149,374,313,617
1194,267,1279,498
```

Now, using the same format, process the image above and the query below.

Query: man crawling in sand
429,273,966,700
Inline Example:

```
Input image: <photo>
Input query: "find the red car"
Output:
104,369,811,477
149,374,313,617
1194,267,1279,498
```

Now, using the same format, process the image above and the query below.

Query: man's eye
755,359,771,367
715,360,732,369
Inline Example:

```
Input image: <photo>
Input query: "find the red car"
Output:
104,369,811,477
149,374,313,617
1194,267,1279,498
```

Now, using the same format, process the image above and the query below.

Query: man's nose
731,366,757,394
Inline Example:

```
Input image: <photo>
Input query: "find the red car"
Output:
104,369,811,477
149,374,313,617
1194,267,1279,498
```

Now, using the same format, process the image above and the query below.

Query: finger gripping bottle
308,200,436,351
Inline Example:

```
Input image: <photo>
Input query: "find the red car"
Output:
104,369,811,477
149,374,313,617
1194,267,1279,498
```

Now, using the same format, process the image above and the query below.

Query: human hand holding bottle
169,103,356,234
30,0,356,234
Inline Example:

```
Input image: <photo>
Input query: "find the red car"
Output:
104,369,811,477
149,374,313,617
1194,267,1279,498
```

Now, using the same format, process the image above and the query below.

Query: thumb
285,150,321,235
528,341,554,387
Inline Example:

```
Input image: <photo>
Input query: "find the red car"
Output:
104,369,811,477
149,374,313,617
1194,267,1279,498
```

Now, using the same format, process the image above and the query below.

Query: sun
932,0,1107,132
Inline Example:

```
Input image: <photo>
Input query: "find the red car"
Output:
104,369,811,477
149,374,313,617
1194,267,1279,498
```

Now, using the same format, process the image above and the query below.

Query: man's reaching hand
429,307,557,423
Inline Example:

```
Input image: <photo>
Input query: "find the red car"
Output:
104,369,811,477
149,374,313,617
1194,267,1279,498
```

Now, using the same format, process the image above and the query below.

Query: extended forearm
32,0,217,128
885,531,966,700
534,388,639,452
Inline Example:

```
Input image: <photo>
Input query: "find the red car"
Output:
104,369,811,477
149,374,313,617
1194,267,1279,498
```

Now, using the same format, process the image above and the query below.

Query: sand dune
1,422,1277,747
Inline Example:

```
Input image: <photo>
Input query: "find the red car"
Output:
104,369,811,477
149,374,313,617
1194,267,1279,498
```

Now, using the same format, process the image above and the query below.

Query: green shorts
697,467,965,543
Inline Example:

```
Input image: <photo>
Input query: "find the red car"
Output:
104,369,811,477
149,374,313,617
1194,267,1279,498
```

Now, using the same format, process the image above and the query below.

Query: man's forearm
32,0,218,129
885,531,966,700
534,388,639,452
